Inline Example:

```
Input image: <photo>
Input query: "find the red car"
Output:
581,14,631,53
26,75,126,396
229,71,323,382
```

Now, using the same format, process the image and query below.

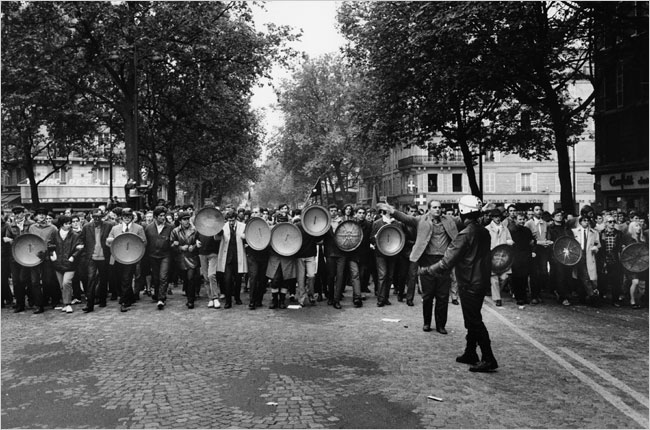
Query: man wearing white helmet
420,195,499,373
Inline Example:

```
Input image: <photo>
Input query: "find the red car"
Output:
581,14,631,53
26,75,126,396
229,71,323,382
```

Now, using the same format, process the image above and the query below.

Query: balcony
397,155,465,170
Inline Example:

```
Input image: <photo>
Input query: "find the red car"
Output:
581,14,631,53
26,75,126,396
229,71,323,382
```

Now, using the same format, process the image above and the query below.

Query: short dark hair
153,206,167,217
328,204,338,210
58,215,72,225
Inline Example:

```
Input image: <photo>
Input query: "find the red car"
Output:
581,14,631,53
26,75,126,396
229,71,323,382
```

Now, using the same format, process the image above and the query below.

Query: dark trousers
326,256,346,302
315,247,328,296
150,256,170,302
549,260,571,301
601,263,622,303
179,266,200,304
30,261,57,307
419,255,450,328
9,261,29,306
115,262,136,305
86,259,109,310
511,274,528,303
530,246,549,299
459,287,495,362
358,260,371,292
2,258,14,304
221,262,241,305
247,255,268,305
108,263,120,298
394,254,410,297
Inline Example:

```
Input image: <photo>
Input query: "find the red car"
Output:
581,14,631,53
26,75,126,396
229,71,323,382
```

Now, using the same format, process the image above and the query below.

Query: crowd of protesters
1,197,647,316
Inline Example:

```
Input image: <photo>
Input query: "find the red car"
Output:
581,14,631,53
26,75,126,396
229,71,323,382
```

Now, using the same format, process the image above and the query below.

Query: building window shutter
516,173,522,192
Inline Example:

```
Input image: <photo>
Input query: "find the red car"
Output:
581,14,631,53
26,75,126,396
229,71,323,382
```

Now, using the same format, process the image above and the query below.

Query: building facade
592,1,649,213
358,137,595,214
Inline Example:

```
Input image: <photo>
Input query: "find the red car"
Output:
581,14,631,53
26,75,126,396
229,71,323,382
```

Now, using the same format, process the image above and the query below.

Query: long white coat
572,225,601,281
216,221,248,273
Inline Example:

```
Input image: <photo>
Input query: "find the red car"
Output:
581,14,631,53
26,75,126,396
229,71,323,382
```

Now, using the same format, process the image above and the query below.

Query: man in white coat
485,209,514,307
572,216,601,306
216,210,248,309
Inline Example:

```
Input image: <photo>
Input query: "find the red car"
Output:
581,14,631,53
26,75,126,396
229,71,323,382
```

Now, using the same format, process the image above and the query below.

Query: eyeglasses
606,220,615,223
430,206,441,209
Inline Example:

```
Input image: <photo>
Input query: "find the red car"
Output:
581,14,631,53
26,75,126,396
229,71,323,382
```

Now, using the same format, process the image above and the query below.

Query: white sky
251,1,346,141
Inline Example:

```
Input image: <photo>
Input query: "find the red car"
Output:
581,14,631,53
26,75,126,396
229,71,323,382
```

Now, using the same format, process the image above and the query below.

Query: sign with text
601,170,649,192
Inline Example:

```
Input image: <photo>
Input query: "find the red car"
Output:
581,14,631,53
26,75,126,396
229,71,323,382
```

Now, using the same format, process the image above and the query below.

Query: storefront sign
601,170,649,192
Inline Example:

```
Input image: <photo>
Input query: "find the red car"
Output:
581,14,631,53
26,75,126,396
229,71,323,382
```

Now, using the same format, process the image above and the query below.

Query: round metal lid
194,206,225,236
12,233,47,267
620,242,649,273
552,236,582,266
270,222,302,257
244,217,271,251
334,220,364,252
302,205,331,237
375,223,405,257
491,244,514,274
111,232,146,265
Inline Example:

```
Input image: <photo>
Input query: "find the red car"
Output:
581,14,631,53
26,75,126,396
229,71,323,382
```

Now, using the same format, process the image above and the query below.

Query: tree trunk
553,124,575,214
328,175,337,205
166,150,176,205
23,144,40,206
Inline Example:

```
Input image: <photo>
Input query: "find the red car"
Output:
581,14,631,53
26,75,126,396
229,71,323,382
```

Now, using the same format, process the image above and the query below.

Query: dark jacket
145,222,174,259
52,230,83,272
510,224,535,276
79,220,115,262
295,221,319,258
434,220,491,294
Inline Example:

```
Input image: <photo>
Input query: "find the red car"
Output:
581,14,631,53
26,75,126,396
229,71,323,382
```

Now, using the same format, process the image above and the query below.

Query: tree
474,1,598,212
273,53,386,205
1,2,100,206
7,1,298,206
338,2,559,199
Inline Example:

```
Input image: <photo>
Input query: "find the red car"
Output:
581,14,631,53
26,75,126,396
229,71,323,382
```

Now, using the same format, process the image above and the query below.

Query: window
94,167,110,185
485,173,495,193
452,173,463,192
51,169,68,184
518,173,538,192
428,174,438,192
520,173,532,192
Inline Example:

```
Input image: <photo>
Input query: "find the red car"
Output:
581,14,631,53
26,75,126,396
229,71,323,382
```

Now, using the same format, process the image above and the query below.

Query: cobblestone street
2,289,648,429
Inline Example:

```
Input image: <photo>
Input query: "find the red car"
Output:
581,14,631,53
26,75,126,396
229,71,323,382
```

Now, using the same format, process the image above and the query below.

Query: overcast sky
251,1,346,138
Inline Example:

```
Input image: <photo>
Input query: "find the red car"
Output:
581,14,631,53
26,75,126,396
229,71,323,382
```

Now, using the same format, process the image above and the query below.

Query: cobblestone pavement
2,287,648,429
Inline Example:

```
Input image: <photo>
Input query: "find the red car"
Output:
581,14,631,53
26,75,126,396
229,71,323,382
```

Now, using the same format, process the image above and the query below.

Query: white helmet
458,195,483,215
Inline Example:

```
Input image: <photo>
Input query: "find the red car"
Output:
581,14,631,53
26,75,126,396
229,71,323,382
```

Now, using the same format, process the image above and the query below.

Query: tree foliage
271,53,385,205
338,1,602,210
1,2,101,205
2,1,298,206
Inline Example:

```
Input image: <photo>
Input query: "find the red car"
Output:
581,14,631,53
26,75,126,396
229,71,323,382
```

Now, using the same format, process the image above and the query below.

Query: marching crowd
1,199,647,318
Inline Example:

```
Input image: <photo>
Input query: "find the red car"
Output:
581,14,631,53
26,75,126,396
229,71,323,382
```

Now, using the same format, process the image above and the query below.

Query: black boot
470,338,498,372
269,293,278,309
456,334,480,365
279,292,287,309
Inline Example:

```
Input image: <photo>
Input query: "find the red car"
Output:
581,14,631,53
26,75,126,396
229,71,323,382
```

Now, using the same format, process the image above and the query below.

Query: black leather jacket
432,219,491,295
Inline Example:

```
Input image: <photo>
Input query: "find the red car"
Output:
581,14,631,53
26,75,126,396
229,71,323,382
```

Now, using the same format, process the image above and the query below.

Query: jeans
55,271,75,305
150,256,170,302
375,254,396,303
86,259,109,310
297,256,316,304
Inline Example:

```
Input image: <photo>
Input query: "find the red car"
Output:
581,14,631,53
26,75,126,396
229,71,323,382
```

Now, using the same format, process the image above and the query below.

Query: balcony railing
397,155,465,169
